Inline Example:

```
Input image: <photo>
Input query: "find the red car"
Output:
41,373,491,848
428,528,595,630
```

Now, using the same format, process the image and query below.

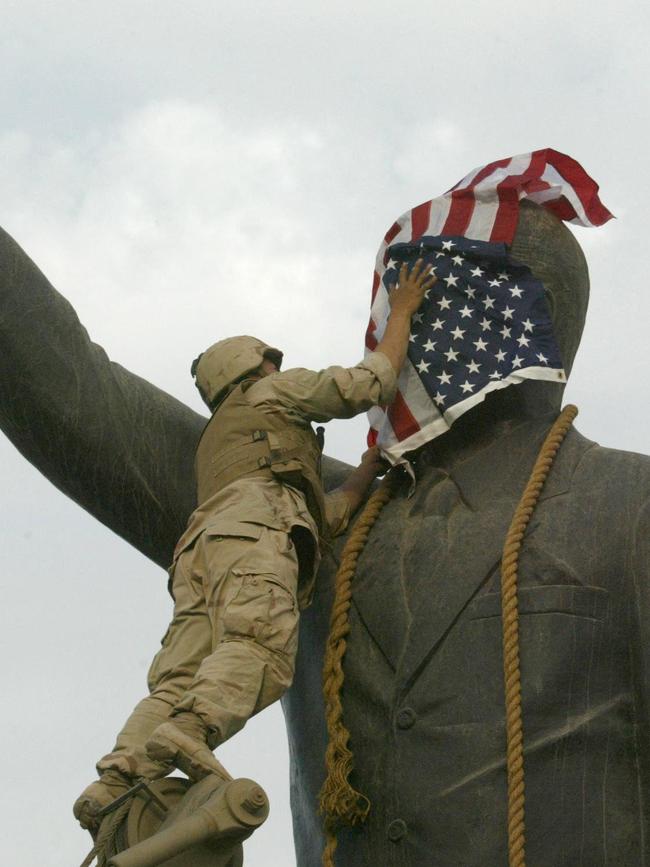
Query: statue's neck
413,381,564,474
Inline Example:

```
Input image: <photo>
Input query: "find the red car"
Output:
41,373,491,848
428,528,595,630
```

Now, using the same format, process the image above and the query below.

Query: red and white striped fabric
366,148,613,463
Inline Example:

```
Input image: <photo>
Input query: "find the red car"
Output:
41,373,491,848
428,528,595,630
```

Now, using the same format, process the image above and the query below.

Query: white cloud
393,119,468,191
0,102,386,420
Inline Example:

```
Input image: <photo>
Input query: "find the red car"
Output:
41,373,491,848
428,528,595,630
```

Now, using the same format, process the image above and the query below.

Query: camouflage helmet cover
192,335,283,409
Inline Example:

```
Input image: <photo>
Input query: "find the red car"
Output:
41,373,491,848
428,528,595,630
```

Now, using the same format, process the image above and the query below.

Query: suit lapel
349,490,413,670
397,488,525,685
350,418,595,684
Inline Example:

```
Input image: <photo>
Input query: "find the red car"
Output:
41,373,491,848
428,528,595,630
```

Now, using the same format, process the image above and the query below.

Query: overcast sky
1,2,649,865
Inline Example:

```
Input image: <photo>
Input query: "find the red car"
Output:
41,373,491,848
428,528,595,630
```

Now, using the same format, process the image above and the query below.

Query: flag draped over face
366,148,613,463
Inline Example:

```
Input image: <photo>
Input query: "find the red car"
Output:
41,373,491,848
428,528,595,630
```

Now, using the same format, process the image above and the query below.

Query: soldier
72,259,436,834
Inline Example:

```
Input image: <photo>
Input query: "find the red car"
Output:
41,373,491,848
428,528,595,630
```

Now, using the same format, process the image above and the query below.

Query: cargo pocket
204,520,265,541
222,571,299,656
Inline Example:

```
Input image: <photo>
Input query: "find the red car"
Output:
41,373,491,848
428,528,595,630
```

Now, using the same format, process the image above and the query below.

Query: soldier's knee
250,641,296,713
265,643,296,689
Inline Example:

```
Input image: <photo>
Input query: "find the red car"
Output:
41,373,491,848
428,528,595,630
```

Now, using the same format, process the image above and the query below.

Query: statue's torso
285,420,650,866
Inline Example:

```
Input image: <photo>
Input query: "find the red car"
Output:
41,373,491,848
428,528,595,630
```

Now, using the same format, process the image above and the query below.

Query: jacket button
396,707,416,730
387,819,407,842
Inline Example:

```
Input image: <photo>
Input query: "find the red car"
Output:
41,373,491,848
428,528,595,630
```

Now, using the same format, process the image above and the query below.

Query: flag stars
379,237,564,424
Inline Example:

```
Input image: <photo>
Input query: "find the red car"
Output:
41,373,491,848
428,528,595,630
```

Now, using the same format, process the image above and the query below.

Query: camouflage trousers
97,523,300,779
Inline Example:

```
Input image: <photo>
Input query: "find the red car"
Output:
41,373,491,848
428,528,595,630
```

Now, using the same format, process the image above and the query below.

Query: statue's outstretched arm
0,226,353,570
0,225,204,568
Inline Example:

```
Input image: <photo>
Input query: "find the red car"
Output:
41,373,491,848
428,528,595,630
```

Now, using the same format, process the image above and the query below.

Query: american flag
366,148,613,463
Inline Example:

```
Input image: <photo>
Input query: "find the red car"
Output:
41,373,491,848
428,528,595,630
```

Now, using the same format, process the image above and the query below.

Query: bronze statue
1,183,646,865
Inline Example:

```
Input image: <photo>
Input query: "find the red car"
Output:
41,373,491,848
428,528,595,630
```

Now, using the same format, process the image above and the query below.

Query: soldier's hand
360,445,389,478
388,258,437,318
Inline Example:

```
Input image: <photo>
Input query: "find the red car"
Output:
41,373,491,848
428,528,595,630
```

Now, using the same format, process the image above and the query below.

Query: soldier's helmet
191,335,283,410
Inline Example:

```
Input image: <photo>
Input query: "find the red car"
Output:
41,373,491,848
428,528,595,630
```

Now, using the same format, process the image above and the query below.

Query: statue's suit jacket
284,416,650,866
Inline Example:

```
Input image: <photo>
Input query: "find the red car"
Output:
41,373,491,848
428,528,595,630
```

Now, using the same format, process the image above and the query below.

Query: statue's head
191,335,283,410
510,200,589,378
367,151,608,459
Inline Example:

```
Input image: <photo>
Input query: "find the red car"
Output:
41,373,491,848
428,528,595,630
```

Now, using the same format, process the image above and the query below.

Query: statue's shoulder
569,425,650,494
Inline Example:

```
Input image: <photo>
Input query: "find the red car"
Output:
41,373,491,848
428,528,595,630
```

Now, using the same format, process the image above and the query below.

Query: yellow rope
319,471,400,866
500,404,578,867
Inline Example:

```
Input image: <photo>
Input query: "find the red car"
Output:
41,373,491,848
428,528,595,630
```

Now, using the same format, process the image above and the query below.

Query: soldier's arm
333,446,386,517
319,448,385,537
375,258,436,375
249,261,434,424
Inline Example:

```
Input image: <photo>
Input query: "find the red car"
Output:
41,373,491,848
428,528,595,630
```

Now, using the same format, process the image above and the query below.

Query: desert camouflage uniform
96,351,396,779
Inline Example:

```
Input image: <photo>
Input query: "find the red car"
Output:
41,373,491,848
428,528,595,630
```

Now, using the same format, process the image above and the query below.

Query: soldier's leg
148,526,299,753
74,546,212,831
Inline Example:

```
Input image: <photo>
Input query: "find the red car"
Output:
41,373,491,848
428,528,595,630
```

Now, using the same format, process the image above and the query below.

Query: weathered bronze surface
1,202,647,865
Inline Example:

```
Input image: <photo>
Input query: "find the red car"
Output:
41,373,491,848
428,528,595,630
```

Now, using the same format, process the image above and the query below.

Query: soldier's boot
145,712,231,782
73,769,132,836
